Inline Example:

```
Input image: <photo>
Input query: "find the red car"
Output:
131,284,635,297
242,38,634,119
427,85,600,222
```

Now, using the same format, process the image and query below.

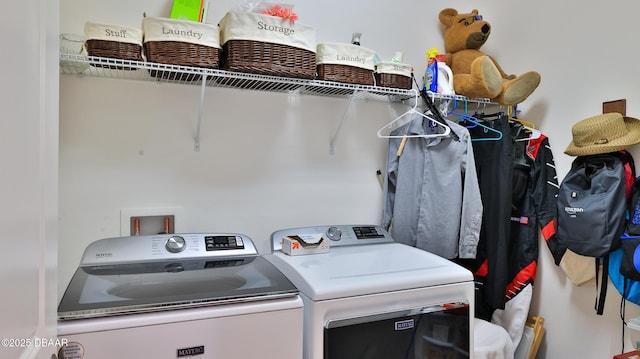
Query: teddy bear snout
467,33,489,49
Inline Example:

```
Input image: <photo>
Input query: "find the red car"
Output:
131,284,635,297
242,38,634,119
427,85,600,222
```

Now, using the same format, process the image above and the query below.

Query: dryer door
324,302,470,359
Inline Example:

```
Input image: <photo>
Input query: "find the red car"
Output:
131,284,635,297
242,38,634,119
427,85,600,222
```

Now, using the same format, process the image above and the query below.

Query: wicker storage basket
316,43,376,85
84,22,143,70
375,61,413,89
142,17,221,79
218,11,316,79
142,17,220,68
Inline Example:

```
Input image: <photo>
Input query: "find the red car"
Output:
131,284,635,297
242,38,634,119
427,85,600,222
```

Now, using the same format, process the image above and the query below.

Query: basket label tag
375,61,413,77
336,54,366,65
316,43,376,70
162,27,203,40
85,22,143,45
257,21,295,36
219,11,317,53
142,17,220,48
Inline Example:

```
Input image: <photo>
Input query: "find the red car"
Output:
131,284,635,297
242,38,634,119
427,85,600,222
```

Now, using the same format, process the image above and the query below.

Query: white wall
1,0,59,358
59,0,640,358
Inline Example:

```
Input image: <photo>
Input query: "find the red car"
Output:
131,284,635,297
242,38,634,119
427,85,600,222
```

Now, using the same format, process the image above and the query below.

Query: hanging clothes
381,115,483,259
491,123,560,348
454,113,513,317
504,124,560,301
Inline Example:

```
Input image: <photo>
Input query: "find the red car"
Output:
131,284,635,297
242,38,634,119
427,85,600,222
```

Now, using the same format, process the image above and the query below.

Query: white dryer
263,225,475,359
57,233,303,359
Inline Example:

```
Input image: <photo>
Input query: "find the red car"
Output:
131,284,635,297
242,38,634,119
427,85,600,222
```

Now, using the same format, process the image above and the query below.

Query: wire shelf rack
60,54,495,103
60,53,495,152
59,53,422,102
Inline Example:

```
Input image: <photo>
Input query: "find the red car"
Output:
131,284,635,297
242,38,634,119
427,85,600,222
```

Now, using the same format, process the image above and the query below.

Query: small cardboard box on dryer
281,234,329,256
613,350,640,359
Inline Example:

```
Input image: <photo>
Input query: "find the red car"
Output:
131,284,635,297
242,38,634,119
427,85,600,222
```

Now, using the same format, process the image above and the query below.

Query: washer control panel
80,233,257,265
270,225,393,252
204,235,245,251
165,235,187,253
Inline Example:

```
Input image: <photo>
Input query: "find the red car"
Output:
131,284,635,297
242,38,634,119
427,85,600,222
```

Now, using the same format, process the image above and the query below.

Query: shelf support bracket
329,90,359,155
193,74,208,152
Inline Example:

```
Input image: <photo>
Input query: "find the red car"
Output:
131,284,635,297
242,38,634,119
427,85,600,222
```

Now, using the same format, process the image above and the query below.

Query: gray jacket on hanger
382,117,483,259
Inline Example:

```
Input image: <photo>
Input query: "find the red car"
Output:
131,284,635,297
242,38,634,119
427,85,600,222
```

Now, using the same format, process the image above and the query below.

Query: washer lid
58,255,298,320
264,243,473,301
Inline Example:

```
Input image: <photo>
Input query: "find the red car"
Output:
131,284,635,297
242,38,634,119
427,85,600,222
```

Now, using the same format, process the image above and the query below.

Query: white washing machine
263,225,475,359
57,233,303,359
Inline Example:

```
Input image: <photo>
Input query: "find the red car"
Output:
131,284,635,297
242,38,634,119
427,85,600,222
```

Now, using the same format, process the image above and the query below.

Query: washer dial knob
165,235,186,253
326,226,342,241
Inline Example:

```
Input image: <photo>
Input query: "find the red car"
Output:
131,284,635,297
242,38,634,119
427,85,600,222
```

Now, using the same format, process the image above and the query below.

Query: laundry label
142,17,220,48
316,42,376,70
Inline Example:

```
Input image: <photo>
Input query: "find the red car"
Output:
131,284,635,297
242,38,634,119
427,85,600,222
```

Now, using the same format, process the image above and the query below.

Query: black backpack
557,150,635,314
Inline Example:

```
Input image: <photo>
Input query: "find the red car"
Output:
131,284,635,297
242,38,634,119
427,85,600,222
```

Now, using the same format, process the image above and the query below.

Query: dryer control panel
270,225,394,252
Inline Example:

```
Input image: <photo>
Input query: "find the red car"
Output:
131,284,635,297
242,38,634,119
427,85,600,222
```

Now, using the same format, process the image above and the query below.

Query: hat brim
564,116,640,156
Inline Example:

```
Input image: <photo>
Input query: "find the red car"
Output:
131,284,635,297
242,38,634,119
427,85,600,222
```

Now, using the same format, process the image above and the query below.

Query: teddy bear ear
439,8,459,27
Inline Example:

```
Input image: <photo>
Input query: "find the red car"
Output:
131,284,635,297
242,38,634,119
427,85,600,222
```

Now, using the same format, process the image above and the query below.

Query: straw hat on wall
564,113,640,156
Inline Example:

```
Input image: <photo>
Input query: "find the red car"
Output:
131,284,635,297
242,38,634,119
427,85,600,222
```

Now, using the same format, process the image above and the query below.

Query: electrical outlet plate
120,207,184,236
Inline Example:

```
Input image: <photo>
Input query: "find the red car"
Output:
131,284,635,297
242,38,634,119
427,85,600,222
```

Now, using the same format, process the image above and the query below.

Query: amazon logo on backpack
563,206,584,216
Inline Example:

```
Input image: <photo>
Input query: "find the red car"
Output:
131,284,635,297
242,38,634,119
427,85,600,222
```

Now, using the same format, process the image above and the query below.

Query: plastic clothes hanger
513,123,542,142
467,115,503,142
448,98,478,128
465,108,503,142
444,97,500,141
377,92,451,139
508,105,542,142
507,105,536,128
509,116,537,129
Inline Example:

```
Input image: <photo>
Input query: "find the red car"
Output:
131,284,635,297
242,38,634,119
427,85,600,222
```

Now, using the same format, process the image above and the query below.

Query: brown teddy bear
438,8,541,106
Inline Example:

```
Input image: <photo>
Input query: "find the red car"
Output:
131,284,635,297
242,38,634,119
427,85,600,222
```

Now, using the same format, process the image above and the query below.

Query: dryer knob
326,226,342,241
165,235,186,253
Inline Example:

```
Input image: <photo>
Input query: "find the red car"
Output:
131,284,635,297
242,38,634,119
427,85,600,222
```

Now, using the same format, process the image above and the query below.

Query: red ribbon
262,5,298,21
